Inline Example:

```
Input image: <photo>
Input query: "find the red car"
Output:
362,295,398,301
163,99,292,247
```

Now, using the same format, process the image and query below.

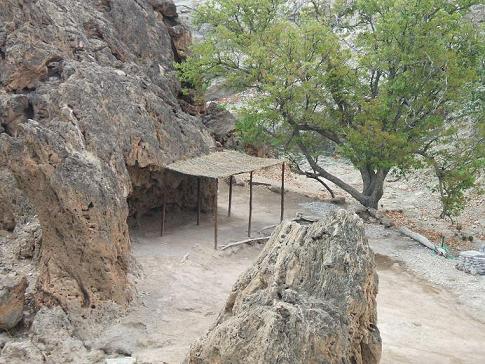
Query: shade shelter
164,150,285,249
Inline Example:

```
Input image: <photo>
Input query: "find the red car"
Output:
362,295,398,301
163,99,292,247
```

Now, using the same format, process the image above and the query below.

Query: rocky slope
0,0,214,319
187,210,382,364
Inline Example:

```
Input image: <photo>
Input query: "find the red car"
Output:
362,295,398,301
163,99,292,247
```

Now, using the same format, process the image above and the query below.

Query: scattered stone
456,251,485,275
186,210,381,364
0,276,27,331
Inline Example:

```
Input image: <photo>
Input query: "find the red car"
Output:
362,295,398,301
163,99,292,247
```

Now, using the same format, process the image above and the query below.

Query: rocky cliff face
187,210,382,364
0,0,213,314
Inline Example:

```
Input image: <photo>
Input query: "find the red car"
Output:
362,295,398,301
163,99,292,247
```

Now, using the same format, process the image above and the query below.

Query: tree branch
295,123,341,144
289,124,368,205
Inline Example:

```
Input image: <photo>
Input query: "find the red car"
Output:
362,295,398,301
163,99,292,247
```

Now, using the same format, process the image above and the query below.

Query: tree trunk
292,126,388,209
360,168,387,209
361,168,376,196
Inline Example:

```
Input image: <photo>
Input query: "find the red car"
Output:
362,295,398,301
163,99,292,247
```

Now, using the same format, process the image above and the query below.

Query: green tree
178,0,484,210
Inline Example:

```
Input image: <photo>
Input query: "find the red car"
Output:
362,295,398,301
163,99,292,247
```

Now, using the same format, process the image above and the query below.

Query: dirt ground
94,176,485,364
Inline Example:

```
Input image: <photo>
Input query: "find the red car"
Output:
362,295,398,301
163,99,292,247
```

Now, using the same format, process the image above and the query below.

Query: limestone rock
0,340,44,364
187,210,382,364
0,276,27,331
0,0,214,313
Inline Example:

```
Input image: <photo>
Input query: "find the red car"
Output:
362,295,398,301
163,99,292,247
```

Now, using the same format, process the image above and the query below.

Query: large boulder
0,276,27,331
186,210,382,364
0,0,213,312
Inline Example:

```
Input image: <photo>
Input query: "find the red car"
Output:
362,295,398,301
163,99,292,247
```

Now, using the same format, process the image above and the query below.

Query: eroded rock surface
187,210,382,364
0,0,213,313
0,306,105,364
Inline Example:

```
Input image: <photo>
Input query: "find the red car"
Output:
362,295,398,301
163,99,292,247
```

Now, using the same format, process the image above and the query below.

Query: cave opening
126,165,215,239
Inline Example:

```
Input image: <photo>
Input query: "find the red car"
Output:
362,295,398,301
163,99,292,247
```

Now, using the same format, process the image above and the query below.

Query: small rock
113,69,127,77
0,276,28,331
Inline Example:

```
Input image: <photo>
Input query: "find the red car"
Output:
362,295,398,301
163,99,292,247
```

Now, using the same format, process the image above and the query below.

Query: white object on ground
105,357,136,364
398,226,448,257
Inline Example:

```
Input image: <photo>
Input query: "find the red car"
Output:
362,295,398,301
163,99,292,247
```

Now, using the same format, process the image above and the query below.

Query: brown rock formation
0,276,28,331
0,0,213,312
187,210,382,364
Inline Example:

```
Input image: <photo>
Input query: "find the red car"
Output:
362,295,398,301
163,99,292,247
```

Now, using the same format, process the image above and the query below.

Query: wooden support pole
161,192,166,236
214,179,218,249
197,177,201,226
248,171,253,237
280,162,285,223
228,175,233,217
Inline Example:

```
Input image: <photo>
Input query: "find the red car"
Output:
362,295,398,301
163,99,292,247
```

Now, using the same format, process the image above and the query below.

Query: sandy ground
375,252,485,364
95,178,485,364
97,184,311,363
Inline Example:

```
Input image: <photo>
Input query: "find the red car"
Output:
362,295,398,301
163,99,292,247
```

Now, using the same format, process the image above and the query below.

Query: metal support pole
248,171,253,237
161,192,166,236
280,163,285,223
228,175,233,217
214,179,218,249
197,177,201,225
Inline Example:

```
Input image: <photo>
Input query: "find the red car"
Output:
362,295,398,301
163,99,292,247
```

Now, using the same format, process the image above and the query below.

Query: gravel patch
368,224,485,323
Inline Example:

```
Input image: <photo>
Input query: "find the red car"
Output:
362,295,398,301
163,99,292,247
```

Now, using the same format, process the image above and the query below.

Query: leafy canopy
178,0,484,214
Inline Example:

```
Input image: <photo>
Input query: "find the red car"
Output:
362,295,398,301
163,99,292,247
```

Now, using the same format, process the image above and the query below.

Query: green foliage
427,119,485,218
179,0,484,211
